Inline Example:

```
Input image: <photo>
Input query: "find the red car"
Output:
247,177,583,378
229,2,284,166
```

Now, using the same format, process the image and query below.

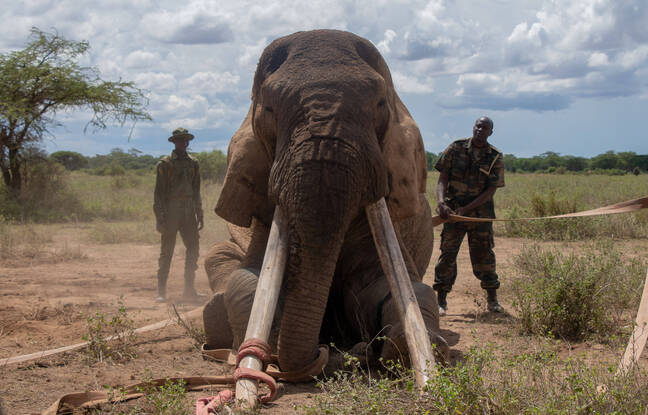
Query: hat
168,127,194,142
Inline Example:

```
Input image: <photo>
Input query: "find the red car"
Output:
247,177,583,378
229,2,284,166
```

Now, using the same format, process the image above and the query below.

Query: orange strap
194,341,328,414
431,195,648,227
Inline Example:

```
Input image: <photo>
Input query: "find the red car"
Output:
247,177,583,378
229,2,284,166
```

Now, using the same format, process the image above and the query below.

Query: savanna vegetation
426,149,648,175
0,28,150,195
4,26,648,415
1,167,647,414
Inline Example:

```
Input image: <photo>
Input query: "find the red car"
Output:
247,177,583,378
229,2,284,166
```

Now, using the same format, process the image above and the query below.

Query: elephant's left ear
215,105,274,227
382,94,427,221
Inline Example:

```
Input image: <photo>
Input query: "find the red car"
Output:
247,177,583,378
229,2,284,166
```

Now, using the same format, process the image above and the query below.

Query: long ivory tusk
618,268,648,374
236,207,289,409
366,198,437,387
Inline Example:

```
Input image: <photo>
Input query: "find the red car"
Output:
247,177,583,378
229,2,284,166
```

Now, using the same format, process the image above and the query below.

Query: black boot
155,271,169,303
486,288,503,313
183,270,204,301
437,290,448,316
156,276,167,303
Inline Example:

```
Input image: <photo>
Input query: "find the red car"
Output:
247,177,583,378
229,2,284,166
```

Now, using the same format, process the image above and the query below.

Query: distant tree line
426,150,648,175
50,148,648,180
49,147,227,181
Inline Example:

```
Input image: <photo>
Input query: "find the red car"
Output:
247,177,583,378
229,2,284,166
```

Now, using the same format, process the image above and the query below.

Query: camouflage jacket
153,150,203,223
434,138,505,218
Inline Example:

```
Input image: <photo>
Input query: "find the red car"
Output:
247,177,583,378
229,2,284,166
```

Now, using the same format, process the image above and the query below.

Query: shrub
300,345,648,415
50,151,88,170
137,378,190,415
192,150,227,182
0,158,85,222
94,378,190,415
82,298,138,363
510,243,645,341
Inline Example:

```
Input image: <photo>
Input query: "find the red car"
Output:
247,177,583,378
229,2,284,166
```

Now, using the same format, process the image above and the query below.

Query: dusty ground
1,226,647,414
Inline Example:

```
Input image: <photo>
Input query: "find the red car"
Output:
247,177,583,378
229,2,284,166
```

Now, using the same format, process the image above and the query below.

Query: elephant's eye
377,99,386,108
265,106,273,113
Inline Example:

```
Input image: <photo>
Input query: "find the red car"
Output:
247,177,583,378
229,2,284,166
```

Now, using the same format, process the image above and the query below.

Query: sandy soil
1,227,647,414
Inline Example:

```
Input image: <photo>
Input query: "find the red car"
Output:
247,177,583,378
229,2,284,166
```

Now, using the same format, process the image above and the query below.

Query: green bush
50,151,88,170
136,378,190,415
300,345,648,415
82,299,138,363
0,158,86,222
192,150,227,182
95,378,190,415
510,243,645,341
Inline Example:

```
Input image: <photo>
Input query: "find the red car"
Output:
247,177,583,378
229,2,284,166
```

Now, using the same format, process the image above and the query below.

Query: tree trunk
7,148,22,194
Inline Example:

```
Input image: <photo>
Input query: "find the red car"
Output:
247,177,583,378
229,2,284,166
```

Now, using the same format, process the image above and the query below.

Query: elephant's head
215,30,428,372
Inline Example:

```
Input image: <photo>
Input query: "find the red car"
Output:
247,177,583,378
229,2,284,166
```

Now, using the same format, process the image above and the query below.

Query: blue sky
1,0,647,158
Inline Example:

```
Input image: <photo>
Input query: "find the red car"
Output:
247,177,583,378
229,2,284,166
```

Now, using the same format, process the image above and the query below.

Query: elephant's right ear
215,105,274,227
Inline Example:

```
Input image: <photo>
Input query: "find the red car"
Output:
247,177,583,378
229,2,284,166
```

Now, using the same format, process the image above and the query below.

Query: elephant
203,29,448,375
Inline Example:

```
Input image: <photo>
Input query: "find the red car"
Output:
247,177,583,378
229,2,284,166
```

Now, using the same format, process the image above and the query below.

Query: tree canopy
0,27,150,193
50,151,87,170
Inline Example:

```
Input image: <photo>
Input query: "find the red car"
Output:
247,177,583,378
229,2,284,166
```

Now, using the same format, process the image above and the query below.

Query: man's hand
455,206,468,216
197,214,204,231
438,202,455,219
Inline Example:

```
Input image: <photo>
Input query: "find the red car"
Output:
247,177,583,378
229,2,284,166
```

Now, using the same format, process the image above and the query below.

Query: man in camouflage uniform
434,116,505,315
154,128,204,302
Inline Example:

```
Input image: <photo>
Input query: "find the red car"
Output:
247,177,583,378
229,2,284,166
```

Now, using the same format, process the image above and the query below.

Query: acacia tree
0,27,151,193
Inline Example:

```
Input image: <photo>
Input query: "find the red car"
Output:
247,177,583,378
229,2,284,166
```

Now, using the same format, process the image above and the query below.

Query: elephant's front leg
203,268,282,350
338,227,448,368
379,281,449,364
342,277,448,366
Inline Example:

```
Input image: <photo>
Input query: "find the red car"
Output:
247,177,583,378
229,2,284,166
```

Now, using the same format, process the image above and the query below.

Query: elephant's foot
379,324,450,368
203,293,233,349
322,342,374,376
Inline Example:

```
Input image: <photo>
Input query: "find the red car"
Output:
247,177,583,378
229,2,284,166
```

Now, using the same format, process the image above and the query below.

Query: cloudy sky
1,0,647,157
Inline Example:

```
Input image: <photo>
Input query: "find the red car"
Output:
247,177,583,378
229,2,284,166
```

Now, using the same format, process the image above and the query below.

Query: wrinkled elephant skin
204,30,448,374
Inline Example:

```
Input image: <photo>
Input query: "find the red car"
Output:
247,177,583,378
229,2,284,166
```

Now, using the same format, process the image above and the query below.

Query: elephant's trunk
270,137,378,372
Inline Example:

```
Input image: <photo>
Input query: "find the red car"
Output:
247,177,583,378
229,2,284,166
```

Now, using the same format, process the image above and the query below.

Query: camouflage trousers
433,221,500,293
157,204,200,286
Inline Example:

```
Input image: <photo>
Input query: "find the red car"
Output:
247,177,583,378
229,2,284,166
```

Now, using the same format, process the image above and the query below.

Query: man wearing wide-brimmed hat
153,127,204,302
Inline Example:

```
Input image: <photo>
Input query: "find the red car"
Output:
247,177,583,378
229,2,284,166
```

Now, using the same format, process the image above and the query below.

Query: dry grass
509,241,646,342
0,221,86,264
300,344,648,415
426,171,648,240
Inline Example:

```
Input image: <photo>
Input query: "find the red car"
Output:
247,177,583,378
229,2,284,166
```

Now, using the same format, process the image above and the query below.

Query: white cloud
377,29,397,55
392,71,434,94
588,52,609,67
180,71,240,95
124,50,160,68
238,36,269,69
133,72,177,93
141,4,233,45
618,45,648,69
2,0,648,155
